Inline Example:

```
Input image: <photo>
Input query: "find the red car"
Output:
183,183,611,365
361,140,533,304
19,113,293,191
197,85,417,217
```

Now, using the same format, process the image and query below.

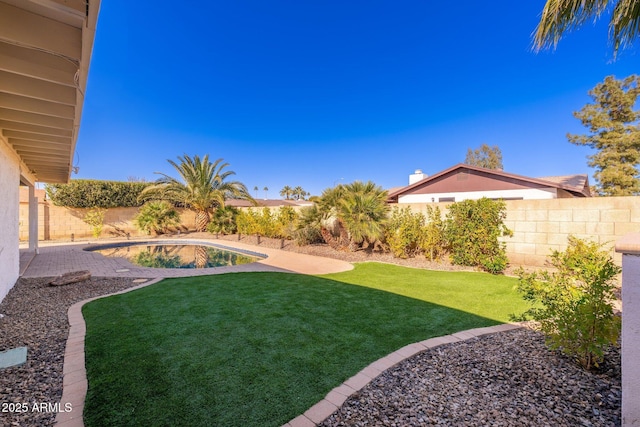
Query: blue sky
75,1,638,197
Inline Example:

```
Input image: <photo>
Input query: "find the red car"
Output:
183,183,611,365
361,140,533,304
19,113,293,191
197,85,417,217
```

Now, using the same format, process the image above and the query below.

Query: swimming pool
85,241,266,269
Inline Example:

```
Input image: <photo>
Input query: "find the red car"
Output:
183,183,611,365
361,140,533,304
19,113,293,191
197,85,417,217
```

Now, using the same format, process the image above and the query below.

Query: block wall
396,196,640,267
18,203,196,241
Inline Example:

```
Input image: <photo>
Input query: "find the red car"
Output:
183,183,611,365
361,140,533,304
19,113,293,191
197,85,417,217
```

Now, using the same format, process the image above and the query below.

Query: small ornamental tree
83,208,106,238
422,205,447,261
445,198,512,273
514,236,621,370
385,207,426,259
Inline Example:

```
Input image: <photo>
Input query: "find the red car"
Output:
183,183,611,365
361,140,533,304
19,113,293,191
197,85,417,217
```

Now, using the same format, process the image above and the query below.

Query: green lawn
83,263,528,427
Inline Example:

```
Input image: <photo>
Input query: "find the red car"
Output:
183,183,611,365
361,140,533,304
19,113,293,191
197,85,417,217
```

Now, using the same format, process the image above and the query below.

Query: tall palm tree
293,186,307,200
280,185,293,200
534,0,640,54
139,154,254,232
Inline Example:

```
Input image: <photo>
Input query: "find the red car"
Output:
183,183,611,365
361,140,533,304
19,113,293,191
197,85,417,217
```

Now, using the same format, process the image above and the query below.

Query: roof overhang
0,0,100,185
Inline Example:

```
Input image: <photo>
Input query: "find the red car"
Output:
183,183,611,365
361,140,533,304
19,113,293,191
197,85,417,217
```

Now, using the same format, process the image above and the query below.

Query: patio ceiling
0,0,100,184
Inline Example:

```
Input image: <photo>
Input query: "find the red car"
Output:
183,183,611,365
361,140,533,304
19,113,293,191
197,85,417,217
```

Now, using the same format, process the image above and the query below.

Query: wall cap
615,232,640,255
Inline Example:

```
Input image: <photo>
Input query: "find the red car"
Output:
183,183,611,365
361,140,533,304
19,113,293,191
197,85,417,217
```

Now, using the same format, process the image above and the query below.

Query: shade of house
0,0,100,302
387,164,591,204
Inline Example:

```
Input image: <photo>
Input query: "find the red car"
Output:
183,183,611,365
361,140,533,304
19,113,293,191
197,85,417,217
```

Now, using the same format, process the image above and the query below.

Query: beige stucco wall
397,196,640,267
0,142,20,302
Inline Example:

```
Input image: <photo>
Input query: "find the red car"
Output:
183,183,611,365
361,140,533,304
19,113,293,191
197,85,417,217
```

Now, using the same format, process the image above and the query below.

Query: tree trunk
320,227,341,250
195,210,210,232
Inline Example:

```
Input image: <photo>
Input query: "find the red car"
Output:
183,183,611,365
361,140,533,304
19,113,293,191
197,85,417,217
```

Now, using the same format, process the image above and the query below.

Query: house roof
0,0,100,184
387,164,591,200
227,199,313,208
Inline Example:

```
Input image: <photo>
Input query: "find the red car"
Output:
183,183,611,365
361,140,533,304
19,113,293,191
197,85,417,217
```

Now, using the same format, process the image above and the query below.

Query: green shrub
83,208,106,238
207,206,239,235
445,198,512,273
236,207,299,239
134,201,181,235
385,207,426,259
422,206,447,261
45,180,150,208
514,236,621,370
236,209,260,235
293,205,323,245
274,206,298,239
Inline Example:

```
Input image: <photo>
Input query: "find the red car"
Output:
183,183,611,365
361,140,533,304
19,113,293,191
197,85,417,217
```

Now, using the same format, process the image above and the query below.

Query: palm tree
139,154,254,232
280,185,293,200
263,186,269,199
293,186,307,200
316,181,389,251
253,186,259,198
534,0,640,55
338,181,389,251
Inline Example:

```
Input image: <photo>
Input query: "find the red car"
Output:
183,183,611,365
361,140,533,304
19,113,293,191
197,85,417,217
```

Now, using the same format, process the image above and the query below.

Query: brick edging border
281,323,524,427
53,280,523,427
54,278,165,426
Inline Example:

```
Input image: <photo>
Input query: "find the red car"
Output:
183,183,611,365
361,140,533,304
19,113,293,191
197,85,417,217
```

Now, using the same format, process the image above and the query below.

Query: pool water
90,243,261,269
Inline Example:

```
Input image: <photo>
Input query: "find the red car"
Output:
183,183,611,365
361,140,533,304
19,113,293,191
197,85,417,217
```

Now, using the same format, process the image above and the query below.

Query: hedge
45,180,151,208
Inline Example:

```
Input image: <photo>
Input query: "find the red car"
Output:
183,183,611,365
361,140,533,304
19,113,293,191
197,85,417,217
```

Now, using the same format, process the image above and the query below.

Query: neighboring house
388,164,591,204
0,0,100,302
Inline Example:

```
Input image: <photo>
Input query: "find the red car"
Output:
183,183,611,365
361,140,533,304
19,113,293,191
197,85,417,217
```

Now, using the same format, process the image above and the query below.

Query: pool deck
19,237,354,279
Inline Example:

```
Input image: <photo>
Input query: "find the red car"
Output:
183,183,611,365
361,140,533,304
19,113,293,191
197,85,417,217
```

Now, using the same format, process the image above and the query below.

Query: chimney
409,169,428,185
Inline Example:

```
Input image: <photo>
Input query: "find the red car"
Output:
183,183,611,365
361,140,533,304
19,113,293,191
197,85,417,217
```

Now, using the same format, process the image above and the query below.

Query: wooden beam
0,120,73,137
19,154,70,165
3,130,71,144
0,70,77,105
0,108,74,130
9,139,70,155
0,93,75,119
0,41,77,85
0,2,82,61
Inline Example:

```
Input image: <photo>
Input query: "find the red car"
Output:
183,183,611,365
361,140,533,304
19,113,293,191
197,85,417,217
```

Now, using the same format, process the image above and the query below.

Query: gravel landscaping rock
0,276,143,426
320,328,621,427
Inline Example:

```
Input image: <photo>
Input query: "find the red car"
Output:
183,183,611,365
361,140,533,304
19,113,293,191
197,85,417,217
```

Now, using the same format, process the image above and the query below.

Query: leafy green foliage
464,143,503,170
236,207,299,239
293,205,324,245
133,201,181,235
569,75,640,196
422,206,447,261
207,206,240,235
445,198,512,273
514,236,621,370
83,208,106,238
385,207,426,259
45,180,149,208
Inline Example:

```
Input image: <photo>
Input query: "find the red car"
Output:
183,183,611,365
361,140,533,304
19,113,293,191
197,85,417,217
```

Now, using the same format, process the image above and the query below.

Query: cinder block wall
396,196,640,267
19,202,196,241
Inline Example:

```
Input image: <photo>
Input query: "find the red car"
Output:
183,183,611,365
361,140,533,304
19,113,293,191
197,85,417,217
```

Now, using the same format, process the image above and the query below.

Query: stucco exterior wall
0,142,20,302
397,196,640,267
398,187,558,203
